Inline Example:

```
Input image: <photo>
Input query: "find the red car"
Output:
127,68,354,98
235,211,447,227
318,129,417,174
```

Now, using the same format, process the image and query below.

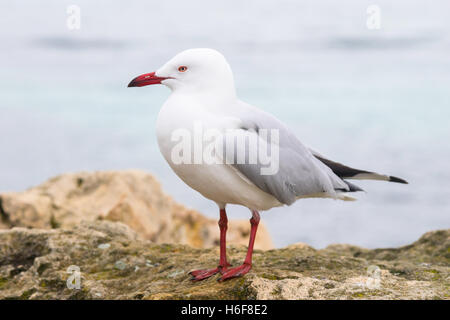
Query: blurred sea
1,0,449,248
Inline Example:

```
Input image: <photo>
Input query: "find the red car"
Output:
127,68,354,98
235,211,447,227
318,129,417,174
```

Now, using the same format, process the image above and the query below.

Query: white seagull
128,48,407,281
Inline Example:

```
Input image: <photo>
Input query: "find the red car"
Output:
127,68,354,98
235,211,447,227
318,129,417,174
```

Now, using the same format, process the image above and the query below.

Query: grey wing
220,104,351,205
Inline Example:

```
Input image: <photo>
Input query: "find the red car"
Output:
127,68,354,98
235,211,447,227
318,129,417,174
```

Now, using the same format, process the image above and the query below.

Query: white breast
155,94,281,210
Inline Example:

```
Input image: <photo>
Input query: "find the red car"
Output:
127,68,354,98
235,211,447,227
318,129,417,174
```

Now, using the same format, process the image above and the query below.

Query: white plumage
128,48,407,281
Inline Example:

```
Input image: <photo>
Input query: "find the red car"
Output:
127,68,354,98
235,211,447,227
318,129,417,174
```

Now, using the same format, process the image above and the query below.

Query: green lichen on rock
0,277,8,289
0,221,448,300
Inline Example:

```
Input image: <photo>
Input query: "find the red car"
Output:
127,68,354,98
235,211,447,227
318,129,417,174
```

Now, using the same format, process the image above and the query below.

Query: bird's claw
189,265,229,281
218,263,252,281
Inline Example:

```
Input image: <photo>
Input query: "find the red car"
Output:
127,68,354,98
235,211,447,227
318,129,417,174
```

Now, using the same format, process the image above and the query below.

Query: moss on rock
0,221,448,300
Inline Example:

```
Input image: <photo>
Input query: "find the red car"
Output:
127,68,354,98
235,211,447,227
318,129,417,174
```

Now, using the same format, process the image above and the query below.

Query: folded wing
217,101,407,206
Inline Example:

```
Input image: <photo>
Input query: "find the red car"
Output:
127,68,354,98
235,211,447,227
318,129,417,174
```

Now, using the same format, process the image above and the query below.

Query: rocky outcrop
0,171,447,299
0,221,448,300
0,171,272,250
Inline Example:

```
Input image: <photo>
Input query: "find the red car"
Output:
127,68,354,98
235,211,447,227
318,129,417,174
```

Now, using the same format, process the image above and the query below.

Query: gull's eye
178,66,188,72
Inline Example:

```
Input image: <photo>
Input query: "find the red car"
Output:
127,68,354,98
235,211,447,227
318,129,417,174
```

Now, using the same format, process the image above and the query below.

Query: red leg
218,208,231,269
219,210,260,281
190,208,231,281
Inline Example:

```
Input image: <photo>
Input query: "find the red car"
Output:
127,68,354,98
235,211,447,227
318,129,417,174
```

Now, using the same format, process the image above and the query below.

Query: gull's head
128,48,236,96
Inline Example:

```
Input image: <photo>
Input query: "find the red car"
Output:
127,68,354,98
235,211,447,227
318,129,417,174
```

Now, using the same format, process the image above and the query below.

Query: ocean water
1,0,449,248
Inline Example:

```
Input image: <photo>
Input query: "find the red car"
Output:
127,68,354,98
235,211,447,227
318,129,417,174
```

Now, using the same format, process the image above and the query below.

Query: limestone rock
0,170,272,250
0,222,447,300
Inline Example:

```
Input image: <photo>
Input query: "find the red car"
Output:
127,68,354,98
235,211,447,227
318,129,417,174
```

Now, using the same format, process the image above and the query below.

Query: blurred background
1,0,449,248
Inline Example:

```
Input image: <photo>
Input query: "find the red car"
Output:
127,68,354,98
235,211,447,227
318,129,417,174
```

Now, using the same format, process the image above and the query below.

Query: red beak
127,72,169,87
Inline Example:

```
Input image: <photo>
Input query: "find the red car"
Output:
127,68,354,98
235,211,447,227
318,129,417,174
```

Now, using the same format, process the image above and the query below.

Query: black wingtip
389,176,408,184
